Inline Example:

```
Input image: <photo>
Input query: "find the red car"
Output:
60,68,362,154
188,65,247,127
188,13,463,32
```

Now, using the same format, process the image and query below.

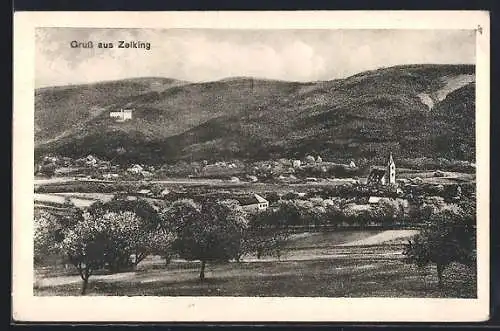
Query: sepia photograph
13,11,490,322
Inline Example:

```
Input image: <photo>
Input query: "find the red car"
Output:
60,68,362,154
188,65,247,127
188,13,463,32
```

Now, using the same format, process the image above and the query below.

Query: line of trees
262,198,409,228
34,196,290,294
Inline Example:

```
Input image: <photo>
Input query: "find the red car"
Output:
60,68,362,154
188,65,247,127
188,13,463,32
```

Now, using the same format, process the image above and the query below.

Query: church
367,153,396,186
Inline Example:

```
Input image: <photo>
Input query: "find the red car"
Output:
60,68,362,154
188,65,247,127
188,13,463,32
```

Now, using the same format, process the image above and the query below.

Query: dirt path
338,230,419,246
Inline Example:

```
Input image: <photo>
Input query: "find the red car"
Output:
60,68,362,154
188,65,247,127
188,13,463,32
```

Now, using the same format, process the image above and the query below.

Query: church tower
387,153,396,185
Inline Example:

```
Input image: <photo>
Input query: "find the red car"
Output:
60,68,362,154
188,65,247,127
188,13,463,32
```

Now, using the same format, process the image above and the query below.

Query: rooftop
235,193,268,206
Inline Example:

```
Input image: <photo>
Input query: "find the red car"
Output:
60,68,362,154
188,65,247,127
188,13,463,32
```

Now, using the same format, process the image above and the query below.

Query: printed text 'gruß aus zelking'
70,40,151,50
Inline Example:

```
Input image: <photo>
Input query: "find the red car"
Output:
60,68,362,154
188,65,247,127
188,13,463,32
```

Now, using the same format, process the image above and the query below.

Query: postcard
13,10,490,322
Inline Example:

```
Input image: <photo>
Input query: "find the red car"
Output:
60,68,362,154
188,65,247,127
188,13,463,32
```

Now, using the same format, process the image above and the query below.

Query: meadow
33,231,476,298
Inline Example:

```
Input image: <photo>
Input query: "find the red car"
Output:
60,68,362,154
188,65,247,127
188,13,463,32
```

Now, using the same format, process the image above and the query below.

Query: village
34,151,473,229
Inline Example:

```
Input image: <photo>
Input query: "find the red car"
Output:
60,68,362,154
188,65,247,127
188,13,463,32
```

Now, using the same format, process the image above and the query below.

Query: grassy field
34,232,476,298
34,254,476,298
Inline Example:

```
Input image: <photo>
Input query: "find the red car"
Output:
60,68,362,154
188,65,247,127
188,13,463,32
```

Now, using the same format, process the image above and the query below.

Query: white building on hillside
238,194,269,212
110,109,133,122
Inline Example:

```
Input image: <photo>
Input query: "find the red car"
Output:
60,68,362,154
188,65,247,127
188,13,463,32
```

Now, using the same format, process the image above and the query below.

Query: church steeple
388,153,394,167
387,153,396,185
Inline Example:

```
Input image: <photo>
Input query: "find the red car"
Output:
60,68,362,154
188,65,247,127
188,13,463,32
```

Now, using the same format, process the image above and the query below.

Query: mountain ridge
35,64,476,164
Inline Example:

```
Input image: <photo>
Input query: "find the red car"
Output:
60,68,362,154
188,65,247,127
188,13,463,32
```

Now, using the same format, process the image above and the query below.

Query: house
61,157,73,166
137,189,152,196
160,188,171,197
43,155,59,163
140,170,153,178
292,160,302,168
229,176,240,183
367,153,396,186
323,199,335,206
102,173,119,180
434,170,446,177
127,164,144,174
367,168,387,185
110,109,133,122
84,155,98,167
54,167,81,176
368,196,384,204
410,177,423,185
349,161,357,168
237,194,269,212
246,175,258,183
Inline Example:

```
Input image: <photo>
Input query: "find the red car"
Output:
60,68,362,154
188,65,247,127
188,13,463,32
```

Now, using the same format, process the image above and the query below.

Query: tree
241,208,292,260
59,211,144,294
324,202,344,227
136,229,176,266
408,199,434,224
277,200,303,226
87,198,162,270
38,163,56,177
34,203,83,266
163,199,248,281
370,200,400,227
34,212,63,266
403,203,476,288
89,197,161,229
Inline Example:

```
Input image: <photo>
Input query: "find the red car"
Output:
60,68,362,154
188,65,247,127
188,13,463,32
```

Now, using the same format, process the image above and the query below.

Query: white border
13,11,490,322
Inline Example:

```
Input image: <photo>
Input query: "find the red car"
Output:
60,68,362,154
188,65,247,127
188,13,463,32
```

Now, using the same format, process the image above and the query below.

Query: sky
35,28,476,88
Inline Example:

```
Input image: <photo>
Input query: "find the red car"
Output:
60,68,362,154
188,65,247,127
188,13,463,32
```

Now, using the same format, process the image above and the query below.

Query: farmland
34,231,476,298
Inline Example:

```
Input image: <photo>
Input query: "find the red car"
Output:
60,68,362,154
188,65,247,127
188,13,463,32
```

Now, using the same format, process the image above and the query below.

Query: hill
34,64,475,164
